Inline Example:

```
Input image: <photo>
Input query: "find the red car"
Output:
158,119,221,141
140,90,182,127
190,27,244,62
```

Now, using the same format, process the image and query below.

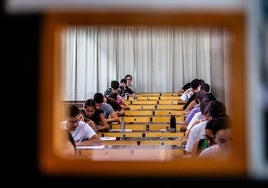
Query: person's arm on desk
76,134,103,146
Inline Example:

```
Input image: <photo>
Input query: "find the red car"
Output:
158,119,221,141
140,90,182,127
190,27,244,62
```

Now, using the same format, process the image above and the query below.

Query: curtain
61,25,226,102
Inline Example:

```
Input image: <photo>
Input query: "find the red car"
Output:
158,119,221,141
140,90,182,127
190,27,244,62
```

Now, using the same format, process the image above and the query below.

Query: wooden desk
100,137,182,146
110,123,182,131
77,145,185,161
100,130,184,138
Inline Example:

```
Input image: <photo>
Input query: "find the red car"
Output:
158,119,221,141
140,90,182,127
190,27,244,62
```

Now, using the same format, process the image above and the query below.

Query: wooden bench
125,110,154,116
129,105,157,110
131,100,158,105
155,104,183,110
158,100,179,105
100,131,184,138
153,110,184,116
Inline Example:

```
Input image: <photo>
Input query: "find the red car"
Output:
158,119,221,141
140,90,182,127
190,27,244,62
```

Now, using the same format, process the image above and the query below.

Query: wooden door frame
39,10,246,177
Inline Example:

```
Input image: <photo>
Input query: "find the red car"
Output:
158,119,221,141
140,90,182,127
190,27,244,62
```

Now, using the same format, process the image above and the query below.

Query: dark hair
190,79,201,90
120,78,127,84
109,92,118,100
84,99,96,109
124,74,132,80
93,92,104,103
204,100,226,118
111,80,119,89
200,83,210,92
195,90,208,104
199,79,205,85
64,104,80,118
205,116,231,136
200,97,216,115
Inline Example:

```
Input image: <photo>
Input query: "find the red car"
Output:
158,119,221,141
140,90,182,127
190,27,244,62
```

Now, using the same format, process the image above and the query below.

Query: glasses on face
126,78,132,80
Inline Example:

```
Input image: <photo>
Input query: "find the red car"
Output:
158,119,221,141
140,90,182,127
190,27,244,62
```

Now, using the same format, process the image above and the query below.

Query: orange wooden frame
39,10,246,178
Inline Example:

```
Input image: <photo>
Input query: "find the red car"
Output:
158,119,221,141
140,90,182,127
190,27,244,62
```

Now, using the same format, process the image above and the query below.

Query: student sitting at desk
60,104,102,146
82,99,110,133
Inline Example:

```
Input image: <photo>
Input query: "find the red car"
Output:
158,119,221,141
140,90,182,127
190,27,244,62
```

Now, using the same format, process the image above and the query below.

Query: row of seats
99,93,186,148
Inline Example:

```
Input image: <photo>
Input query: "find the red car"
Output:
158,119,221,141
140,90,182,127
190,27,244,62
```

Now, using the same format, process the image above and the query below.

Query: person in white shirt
60,104,102,147
184,100,227,155
180,79,202,102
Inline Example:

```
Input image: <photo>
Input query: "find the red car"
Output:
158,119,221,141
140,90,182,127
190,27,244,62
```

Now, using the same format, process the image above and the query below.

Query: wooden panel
145,132,184,137
135,96,160,100
41,11,247,177
77,147,186,160
151,115,184,123
111,124,148,131
151,116,170,123
101,140,182,146
101,132,144,137
138,93,161,97
123,116,151,123
125,110,153,116
158,100,178,105
156,104,183,110
160,93,178,96
131,100,158,105
129,105,156,110
111,123,182,131
100,131,184,138
154,110,184,116
149,124,182,131
160,96,179,100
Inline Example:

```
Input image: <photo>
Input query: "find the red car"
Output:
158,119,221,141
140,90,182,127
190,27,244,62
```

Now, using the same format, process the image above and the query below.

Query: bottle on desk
121,117,125,132
170,114,176,132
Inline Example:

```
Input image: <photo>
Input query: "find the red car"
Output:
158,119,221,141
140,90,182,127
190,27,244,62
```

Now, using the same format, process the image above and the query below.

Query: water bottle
121,117,125,132
170,115,176,132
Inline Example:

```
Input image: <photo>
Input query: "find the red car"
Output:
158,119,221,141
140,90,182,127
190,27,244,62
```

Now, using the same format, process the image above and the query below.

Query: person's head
204,116,231,147
111,80,120,92
108,92,118,101
206,116,232,155
120,78,127,87
204,100,227,120
93,92,104,110
64,104,81,131
200,83,210,93
125,74,133,85
199,97,216,116
190,79,201,93
194,90,212,104
84,99,96,117
199,79,205,85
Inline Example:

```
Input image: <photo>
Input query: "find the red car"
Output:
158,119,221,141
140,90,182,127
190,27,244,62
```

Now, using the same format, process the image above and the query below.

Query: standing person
82,99,110,133
125,74,138,99
93,92,120,124
60,104,102,146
